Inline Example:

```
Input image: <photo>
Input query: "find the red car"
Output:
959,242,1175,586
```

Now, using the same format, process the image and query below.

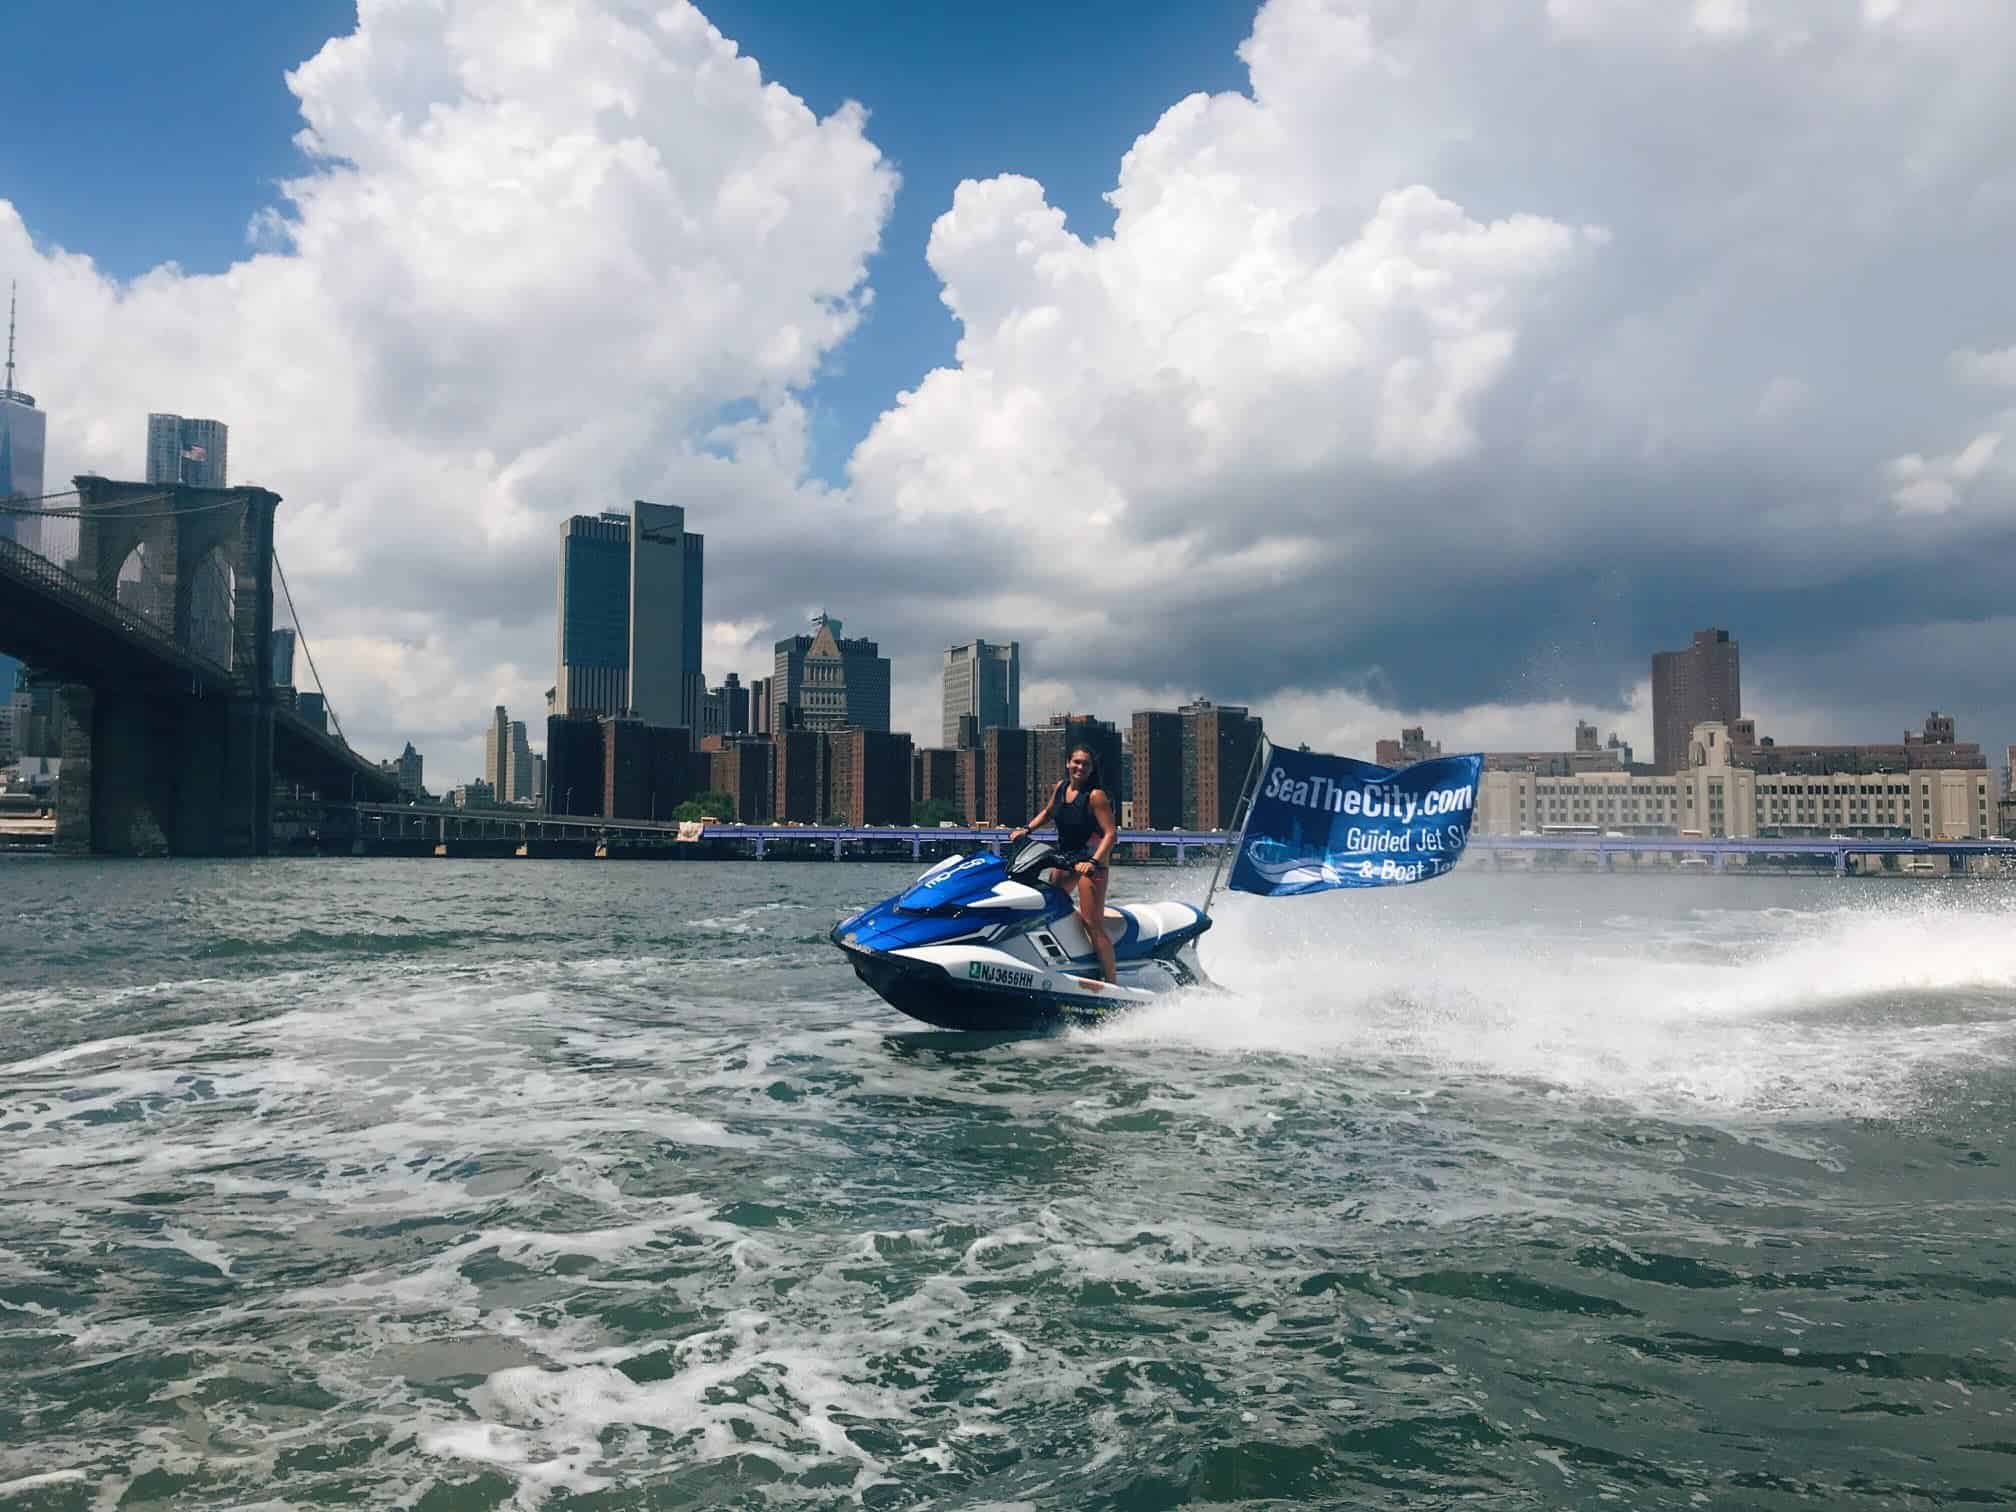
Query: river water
2,858,2013,1509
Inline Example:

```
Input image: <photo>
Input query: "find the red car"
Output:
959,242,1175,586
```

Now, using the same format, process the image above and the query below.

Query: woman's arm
1084,789,1118,870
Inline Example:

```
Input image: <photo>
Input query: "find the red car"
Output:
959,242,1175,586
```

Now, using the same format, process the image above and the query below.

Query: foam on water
1094,878,2016,1124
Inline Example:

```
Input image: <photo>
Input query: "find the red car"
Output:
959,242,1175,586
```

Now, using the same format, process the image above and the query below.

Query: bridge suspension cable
271,548,348,748
0,488,244,520
3,486,363,759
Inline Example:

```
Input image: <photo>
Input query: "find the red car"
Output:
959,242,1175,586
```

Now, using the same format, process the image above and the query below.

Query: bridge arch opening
189,546,236,669
114,543,165,626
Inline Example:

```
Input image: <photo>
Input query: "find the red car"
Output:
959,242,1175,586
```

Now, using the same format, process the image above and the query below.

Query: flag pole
1202,734,1271,916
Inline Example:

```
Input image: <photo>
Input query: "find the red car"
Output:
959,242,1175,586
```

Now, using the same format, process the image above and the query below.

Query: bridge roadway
348,804,2016,872
2,532,380,796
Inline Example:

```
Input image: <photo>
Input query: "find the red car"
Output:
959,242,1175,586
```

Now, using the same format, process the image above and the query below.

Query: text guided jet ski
831,840,1212,1031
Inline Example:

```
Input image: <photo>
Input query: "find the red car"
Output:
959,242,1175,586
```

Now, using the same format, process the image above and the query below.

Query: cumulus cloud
9,0,2016,778
855,0,2016,753
1950,346,2016,387
1887,428,2008,515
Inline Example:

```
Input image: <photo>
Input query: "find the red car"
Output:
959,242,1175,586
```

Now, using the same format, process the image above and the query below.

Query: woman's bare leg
1078,870,1117,983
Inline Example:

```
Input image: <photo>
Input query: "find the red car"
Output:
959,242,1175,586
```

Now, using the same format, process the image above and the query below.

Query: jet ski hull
839,943,1199,1032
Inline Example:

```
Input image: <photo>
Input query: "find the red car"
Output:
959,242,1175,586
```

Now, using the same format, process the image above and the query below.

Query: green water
2,859,2013,1508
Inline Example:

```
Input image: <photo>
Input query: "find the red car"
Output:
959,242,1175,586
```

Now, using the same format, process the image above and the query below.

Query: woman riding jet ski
830,839,1213,1031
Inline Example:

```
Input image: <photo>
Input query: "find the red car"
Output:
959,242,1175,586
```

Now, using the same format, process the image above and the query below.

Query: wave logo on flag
1227,748,1484,896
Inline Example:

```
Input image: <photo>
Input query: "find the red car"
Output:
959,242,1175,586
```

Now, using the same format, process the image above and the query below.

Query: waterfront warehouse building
1479,722,1997,841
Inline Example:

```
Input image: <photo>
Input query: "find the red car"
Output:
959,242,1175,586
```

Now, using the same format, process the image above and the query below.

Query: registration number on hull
967,961,1036,988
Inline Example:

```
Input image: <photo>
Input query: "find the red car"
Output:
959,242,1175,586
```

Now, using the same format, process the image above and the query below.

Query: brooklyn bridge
0,476,394,855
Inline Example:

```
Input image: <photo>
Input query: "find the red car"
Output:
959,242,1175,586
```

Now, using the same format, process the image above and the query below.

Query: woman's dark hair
1069,744,1102,791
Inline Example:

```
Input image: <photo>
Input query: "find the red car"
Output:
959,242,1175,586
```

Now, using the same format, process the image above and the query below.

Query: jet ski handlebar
1003,839,1072,881
1004,840,1106,883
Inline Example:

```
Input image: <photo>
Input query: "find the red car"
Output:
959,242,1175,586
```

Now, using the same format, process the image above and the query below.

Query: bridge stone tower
55,476,282,856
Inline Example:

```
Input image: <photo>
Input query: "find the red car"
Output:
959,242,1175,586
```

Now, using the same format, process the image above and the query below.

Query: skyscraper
0,284,45,699
395,742,425,801
774,727,830,823
1035,713,1122,808
1129,710,1185,829
145,414,229,487
800,619,849,729
915,746,961,814
1177,699,1264,830
555,513,632,717
506,720,534,803
770,614,890,732
270,628,298,689
0,282,46,552
942,639,1020,747
701,672,750,739
841,634,891,732
627,500,705,730
554,504,706,726
719,673,749,735
485,706,510,793
708,736,775,823
1651,628,1741,774
981,727,1038,826
829,729,914,826
546,716,605,816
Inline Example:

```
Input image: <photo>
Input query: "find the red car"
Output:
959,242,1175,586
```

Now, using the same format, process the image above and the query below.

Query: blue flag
1227,747,1485,896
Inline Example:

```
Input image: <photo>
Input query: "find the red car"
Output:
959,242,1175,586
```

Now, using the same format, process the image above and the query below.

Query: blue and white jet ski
831,840,1213,1031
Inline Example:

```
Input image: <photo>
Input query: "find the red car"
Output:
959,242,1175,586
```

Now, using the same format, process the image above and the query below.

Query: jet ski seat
1052,902,1206,959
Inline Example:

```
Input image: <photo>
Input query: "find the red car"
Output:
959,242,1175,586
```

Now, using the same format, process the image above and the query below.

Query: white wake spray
1087,874,2016,1123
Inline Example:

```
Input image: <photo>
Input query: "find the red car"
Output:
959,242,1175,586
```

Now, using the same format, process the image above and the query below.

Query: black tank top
1052,781,1098,855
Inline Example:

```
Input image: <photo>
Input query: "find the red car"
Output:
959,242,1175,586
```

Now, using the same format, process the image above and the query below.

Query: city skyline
3,2,2013,788
433,493,2013,840
436,599,2010,794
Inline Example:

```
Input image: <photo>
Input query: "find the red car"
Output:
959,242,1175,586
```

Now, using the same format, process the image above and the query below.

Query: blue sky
2,0,1249,481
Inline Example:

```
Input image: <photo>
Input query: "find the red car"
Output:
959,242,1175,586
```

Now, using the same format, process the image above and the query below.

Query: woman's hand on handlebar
1008,826,1028,843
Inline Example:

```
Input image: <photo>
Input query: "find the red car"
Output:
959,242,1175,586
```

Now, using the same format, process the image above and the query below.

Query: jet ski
831,840,1213,1031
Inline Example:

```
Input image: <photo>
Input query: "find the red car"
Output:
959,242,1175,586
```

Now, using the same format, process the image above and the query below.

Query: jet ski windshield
1005,839,1064,880
894,850,1012,913
892,842,1067,915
